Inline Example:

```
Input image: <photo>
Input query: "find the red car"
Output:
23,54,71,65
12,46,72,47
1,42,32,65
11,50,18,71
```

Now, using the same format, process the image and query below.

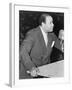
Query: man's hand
30,67,40,77
27,67,40,77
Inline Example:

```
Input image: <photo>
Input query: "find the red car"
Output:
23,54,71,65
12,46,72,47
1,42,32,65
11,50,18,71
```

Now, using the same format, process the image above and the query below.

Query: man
19,14,63,79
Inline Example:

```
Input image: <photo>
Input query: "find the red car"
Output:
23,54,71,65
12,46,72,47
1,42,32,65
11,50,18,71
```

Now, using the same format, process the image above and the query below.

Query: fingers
27,67,40,77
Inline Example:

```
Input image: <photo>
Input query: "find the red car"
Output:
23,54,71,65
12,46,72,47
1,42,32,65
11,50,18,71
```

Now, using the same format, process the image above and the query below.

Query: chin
51,29,53,32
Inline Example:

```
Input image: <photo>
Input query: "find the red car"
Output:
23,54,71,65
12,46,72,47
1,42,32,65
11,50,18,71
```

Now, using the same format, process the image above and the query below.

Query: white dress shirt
40,26,48,47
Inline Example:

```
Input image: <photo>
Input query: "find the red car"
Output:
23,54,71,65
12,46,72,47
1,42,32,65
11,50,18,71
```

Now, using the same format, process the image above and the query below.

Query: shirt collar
39,26,48,36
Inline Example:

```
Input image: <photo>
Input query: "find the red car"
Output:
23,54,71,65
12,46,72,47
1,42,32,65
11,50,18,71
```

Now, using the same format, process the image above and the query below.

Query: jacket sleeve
20,33,36,71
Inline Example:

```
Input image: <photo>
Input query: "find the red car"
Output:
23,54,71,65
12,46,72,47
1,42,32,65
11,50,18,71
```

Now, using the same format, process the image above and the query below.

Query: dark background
19,10,64,62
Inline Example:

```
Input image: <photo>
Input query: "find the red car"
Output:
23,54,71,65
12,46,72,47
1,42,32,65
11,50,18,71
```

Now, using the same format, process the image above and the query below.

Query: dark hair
39,14,51,25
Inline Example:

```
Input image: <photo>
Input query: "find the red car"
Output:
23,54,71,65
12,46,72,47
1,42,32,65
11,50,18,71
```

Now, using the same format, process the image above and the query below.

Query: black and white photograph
19,10,64,79
0,0,72,89
9,4,70,87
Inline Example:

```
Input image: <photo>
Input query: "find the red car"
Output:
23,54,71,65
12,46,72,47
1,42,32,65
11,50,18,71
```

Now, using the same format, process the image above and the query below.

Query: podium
38,60,64,78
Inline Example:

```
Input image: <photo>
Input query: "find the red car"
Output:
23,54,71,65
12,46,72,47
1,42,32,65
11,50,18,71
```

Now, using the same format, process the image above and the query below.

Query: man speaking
19,14,63,79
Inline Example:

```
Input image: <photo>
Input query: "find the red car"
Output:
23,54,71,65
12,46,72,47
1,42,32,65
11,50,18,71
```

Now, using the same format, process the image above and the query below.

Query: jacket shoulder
26,27,39,37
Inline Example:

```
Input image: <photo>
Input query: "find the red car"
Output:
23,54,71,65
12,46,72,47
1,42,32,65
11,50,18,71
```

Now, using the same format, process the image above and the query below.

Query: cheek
46,24,50,28
46,26,50,30
46,24,53,30
48,25,52,29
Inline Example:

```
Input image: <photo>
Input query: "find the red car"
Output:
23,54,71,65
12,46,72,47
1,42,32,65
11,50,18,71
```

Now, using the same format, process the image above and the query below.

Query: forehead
46,16,53,22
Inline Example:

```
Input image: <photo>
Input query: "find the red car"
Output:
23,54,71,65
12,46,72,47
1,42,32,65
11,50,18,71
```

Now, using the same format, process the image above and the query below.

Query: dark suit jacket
19,26,61,79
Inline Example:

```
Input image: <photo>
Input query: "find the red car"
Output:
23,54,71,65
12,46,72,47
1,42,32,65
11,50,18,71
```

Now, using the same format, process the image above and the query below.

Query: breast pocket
51,41,55,48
